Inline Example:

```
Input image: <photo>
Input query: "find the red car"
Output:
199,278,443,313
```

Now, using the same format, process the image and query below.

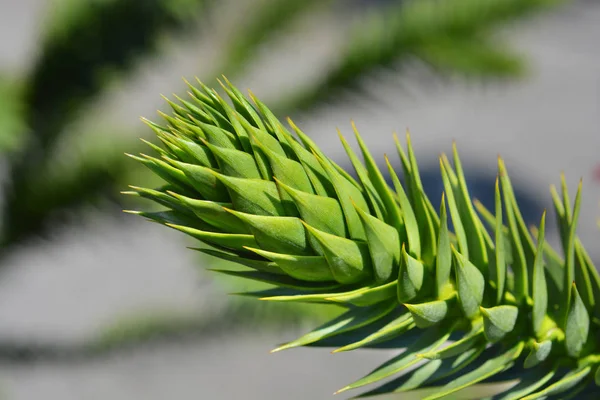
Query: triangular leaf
271,300,397,352
520,365,591,400
532,211,548,338
452,247,485,319
245,247,334,282
480,305,518,343
523,340,552,369
422,341,525,400
303,224,372,284
337,322,455,393
405,296,455,328
565,282,590,357
354,204,400,284
226,210,309,255
397,245,425,303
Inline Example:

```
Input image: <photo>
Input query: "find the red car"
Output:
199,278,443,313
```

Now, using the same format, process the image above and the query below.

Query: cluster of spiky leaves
126,79,600,399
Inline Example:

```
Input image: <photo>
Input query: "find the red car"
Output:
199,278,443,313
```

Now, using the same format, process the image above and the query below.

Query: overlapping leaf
128,79,600,399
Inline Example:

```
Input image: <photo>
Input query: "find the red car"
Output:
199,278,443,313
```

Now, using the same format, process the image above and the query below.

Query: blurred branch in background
278,0,563,114
1,0,213,249
0,0,566,361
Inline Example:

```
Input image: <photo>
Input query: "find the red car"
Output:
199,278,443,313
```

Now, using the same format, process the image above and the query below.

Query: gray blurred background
0,0,598,399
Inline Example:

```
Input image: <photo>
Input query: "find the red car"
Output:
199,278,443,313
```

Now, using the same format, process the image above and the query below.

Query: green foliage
129,80,600,398
0,0,570,369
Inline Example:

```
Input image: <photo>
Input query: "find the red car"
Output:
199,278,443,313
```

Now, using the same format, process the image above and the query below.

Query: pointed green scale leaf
188,78,225,112
141,117,169,135
338,131,386,220
436,194,452,298
565,282,590,357
303,223,372,284
225,210,310,255
254,139,313,194
141,136,169,157
405,296,455,328
480,305,518,343
449,144,488,269
473,199,515,266
561,172,573,221
493,179,507,305
352,123,405,242
386,156,421,258
166,193,249,234
132,154,191,191
395,133,440,229
197,248,283,275
397,245,425,303
576,238,600,321
271,300,397,352
166,224,257,252
521,366,592,400
325,281,397,307
441,159,469,258
452,247,485,319
246,247,334,282
354,204,400,284
126,210,212,232
216,103,253,155
214,173,287,216
494,366,557,400
163,96,194,121
532,211,548,338
358,359,445,398
167,160,229,202
290,121,360,188
194,119,240,150
530,224,564,298
245,286,349,303
575,238,595,313
247,91,295,156
159,110,189,133
358,345,485,398
595,365,600,386
282,123,335,197
499,158,528,303
337,322,455,393
563,180,583,323
184,79,216,108
276,180,345,237
419,321,484,360
169,136,217,168
244,140,275,183
498,158,536,282
208,269,340,291
218,77,266,130
159,139,205,170
523,340,552,368
422,341,525,400
189,81,230,125
332,311,414,353
243,120,286,158
163,115,206,142
173,94,216,126
550,183,567,240
202,140,261,179
316,151,367,240
125,186,192,215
